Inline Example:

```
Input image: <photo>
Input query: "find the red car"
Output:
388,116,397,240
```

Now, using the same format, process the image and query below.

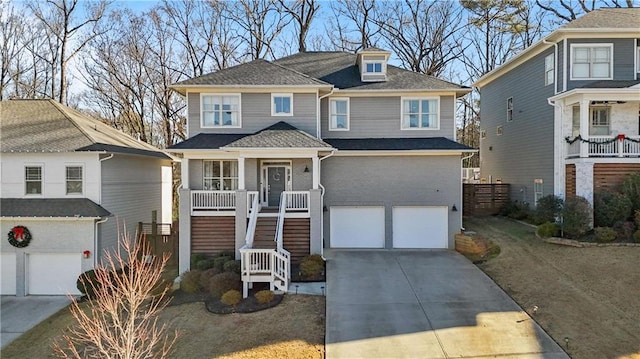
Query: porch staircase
252,217,277,249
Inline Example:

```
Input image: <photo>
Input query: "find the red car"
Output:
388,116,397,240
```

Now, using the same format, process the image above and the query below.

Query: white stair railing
244,191,260,248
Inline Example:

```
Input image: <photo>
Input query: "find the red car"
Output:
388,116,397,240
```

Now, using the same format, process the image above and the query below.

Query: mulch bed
290,262,325,282
168,282,283,314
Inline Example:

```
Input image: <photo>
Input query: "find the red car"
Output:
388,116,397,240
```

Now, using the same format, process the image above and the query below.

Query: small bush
621,173,640,211
633,230,640,243
208,272,241,299
613,221,635,241
220,289,242,306
199,267,221,289
180,270,202,294
190,253,208,268
255,290,275,304
594,192,633,227
500,200,531,220
213,256,233,272
533,195,563,225
223,260,241,274
634,210,640,228
218,250,236,259
304,254,324,265
561,196,592,238
594,227,617,242
537,222,560,238
77,270,102,299
300,255,324,279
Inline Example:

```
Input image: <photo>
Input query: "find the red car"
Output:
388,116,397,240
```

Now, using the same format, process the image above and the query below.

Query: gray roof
0,198,111,218
0,100,171,159
325,137,475,151
562,8,640,29
224,122,332,149
173,59,330,87
274,52,469,91
577,80,640,88
168,133,247,150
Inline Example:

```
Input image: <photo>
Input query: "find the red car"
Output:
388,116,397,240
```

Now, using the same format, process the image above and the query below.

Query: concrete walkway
325,250,568,359
1,296,71,349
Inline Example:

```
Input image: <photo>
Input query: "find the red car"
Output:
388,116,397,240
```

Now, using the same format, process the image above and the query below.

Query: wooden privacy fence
463,184,510,216
137,220,178,268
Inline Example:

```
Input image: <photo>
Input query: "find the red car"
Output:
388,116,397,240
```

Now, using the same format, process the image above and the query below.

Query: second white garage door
393,206,448,248
28,253,82,295
330,206,385,248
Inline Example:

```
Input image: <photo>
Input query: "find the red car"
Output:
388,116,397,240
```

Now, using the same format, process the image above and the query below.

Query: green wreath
8,226,32,248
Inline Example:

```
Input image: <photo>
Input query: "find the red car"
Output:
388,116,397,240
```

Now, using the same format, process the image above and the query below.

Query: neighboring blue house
474,8,640,206
167,48,475,295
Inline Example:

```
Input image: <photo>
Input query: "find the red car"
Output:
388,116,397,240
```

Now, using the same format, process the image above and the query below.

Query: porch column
235,190,248,260
312,156,320,190
178,188,191,275
309,189,322,255
181,158,189,189
574,162,594,228
579,99,590,158
238,157,245,190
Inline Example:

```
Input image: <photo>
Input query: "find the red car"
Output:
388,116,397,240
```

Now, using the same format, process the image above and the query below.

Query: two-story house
168,48,474,296
474,8,640,207
0,99,173,296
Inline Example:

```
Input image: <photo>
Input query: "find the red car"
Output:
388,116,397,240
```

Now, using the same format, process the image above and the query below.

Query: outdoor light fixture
303,165,309,173
452,204,458,212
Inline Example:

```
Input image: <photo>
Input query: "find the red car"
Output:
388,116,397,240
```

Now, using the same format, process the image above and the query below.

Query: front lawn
466,216,640,359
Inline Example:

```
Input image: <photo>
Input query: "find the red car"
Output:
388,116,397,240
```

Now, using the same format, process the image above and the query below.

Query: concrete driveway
1,296,71,349
325,250,569,358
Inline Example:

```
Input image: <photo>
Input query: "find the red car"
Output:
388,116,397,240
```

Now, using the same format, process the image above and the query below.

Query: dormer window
365,62,383,73
357,48,391,82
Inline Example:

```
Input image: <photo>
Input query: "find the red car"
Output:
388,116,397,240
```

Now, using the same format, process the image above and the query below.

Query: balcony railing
566,135,640,158
191,190,236,214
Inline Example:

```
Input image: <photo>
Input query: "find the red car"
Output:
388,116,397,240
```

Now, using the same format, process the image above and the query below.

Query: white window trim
24,163,44,197
362,60,386,75
544,53,555,86
328,97,350,131
271,93,293,117
636,45,640,75
400,97,441,131
496,125,504,136
202,160,239,191
569,43,614,81
507,97,513,122
534,179,543,207
65,164,84,196
200,93,242,128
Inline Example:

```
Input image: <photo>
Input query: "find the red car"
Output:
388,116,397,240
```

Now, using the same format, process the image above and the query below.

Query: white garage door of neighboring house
393,206,448,249
28,253,82,295
330,206,385,248
1,253,17,295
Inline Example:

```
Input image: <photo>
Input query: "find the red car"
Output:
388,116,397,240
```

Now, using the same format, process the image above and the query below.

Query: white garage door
28,253,82,295
330,206,385,248
1,253,17,295
393,206,448,248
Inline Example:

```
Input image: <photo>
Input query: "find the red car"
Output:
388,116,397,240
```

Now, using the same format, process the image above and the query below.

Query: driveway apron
325,250,568,359
1,296,71,349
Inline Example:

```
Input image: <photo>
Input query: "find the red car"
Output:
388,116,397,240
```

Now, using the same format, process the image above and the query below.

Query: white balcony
566,135,640,158
190,190,236,215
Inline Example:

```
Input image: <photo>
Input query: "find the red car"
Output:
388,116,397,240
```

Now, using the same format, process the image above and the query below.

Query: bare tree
278,0,319,52
536,0,634,24
27,0,109,104
327,0,380,52
53,231,177,358
0,2,24,99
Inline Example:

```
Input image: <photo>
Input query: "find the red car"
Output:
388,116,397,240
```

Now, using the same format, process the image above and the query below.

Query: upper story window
401,98,439,130
66,166,83,195
365,62,383,73
25,166,42,195
272,93,293,116
571,44,613,80
545,53,554,86
590,106,610,135
507,97,513,122
329,98,349,131
203,160,238,191
201,94,240,127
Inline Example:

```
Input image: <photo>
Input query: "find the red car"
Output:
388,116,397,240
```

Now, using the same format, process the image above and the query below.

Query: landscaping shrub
213,256,233,272
621,173,640,211
561,196,592,238
199,268,221,289
537,222,559,238
194,258,216,271
255,290,275,304
223,260,241,274
77,269,102,299
218,250,236,259
208,272,241,299
190,253,207,268
220,289,242,306
180,270,203,294
633,230,640,243
594,192,632,227
500,200,531,220
634,210,640,228
300,255,324,279
533,195,563,225
613,221,635,241
594,227,617,242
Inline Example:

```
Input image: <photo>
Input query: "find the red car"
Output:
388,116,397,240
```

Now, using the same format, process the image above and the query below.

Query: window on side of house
480,129,487,139
25,166,42,195
572,106,580,137
507,97,513,122
201,94,240,127
66,166,83,194
571,44,613,80
401,98,439,129
545,53,555,86
272,93,293,116
329,98,349,130
590,106,610,136
497,125,504,136
534,179,543,206
203,160,238,191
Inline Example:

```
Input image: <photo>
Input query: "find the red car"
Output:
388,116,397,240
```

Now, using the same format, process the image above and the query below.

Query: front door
268,167,286,206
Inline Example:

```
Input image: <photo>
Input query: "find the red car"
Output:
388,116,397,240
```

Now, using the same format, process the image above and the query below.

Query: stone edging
534,228,640,248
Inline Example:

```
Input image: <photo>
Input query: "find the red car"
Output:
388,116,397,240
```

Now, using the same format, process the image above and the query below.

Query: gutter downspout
94,217,109,268
318,149,337,260
460,152,475,231
317,89,335,140
98,153,114,205
543,39,559,95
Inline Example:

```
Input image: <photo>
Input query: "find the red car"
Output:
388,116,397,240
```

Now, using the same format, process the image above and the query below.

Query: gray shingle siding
480,49,556,205
321,155,461,248
566,38,637,89
320,95,455,139
187,92,317,137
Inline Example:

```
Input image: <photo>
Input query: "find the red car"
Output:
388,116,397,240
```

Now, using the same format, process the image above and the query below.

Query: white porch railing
191,190,236,213
283,191,309,212
566,135,640,158
244,191,260,248
239,246,290,298
247,191,259,217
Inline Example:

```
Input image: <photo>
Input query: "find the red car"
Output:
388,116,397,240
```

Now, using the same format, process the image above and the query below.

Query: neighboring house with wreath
0,99,173,296
167,48,474,295
474,8,640,206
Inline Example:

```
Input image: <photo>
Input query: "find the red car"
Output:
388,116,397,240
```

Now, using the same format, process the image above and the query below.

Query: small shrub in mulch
223,260,241,274
221,289,242,306
206,292,283,314
537,222,560,238
208,272,241,299
594,227,617,243
613,221,635,241
255,290,275,304
180,270,203,294
291,255,325,282
561,196,592,239
633,230,640,243
213,256,233,272
199,268,222,289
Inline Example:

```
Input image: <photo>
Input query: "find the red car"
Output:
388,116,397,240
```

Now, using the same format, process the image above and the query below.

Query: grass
0,295,325,359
